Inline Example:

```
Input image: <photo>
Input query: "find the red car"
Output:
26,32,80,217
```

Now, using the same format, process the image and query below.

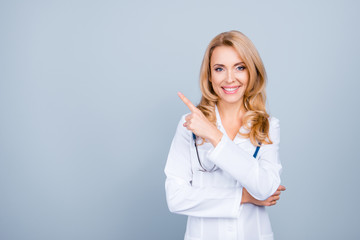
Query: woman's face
210,46,249,105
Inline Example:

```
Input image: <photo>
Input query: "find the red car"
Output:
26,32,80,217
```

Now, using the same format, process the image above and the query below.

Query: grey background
1,0,359,239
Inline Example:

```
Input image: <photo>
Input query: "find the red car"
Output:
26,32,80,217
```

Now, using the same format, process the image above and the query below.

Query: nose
225,69,235,83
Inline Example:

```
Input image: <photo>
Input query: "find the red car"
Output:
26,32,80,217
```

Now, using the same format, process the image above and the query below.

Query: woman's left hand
242,185,286,206
178,92,223,147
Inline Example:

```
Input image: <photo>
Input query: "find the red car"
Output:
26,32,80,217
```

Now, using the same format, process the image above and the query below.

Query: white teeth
223,87,239,91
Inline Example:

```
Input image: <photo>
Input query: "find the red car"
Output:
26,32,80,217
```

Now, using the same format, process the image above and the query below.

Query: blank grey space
0,0,359,239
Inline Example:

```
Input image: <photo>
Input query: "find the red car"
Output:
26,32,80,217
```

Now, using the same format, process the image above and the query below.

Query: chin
219,96,244,105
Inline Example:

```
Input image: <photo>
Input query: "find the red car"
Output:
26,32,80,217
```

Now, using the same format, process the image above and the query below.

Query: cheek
211,80,222,95
244,75,250,85
210,75,223,89
244,72,250,84
235,71,249,82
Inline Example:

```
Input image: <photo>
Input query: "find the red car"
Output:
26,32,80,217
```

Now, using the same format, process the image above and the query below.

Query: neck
217,100,245,122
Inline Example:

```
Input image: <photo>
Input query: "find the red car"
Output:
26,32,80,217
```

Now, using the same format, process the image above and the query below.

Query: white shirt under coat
164,105,282,240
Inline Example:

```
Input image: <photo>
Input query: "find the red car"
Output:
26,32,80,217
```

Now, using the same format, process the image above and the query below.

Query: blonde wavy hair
197,30,273,146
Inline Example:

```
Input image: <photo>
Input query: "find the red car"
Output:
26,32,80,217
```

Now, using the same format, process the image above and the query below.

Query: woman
164,30,285,240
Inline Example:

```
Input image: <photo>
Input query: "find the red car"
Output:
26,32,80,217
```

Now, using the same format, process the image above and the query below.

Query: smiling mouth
221,86,240,94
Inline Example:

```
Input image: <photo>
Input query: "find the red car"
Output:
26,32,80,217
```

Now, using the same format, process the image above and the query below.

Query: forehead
210,46,243,66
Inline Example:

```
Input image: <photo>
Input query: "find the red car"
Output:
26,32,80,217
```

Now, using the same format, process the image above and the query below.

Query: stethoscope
192,133,261,172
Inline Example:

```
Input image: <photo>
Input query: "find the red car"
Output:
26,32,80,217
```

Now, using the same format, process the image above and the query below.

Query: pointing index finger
178,92,197,112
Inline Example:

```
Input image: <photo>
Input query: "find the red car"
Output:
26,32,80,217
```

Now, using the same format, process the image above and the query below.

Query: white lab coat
164,105,282,240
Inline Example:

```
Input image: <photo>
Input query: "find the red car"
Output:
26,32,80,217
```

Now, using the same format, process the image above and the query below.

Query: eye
236,65,246,71
214,67,223,72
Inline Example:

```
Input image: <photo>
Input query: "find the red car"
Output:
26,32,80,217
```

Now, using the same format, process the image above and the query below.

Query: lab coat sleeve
164,115,243,218
207,117,282,201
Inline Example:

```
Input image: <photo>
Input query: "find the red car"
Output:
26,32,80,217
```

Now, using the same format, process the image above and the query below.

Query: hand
241,185,286,206
178,92,223,147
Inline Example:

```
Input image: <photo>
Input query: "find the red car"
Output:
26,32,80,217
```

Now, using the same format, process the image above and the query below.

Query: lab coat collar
215,104,249,144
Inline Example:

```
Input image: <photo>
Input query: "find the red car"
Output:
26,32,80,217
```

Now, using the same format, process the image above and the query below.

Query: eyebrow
213,62,245,67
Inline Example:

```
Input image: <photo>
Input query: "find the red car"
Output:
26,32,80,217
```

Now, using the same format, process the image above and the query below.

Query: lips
221,86,240,94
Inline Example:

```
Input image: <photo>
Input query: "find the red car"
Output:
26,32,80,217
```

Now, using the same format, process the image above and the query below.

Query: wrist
209,129,223,147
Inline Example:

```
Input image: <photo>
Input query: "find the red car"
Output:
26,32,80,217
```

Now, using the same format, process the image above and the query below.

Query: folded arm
207,118,282,201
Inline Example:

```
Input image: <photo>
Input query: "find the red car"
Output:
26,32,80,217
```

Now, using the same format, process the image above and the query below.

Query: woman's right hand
241,185,286,206
178,92,223,147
